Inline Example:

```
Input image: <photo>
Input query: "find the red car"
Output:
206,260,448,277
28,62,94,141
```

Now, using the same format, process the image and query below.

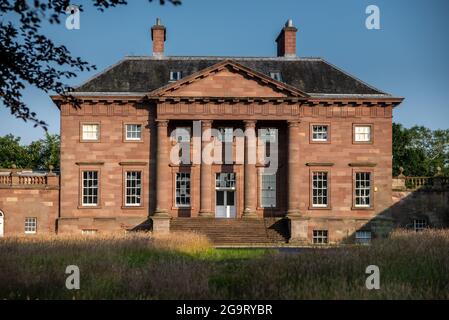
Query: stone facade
2,19,425,244
51,19,404,243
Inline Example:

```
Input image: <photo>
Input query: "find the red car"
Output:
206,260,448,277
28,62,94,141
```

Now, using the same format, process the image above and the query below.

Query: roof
148,60,309,99
73,56,393,98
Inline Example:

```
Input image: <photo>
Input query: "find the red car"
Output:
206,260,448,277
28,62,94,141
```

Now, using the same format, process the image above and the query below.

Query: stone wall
388,175,449,228
390,190,449,228
0,170,59,236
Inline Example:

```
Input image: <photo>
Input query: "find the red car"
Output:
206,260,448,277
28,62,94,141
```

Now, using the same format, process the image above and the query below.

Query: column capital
243,120,257,128
287,120,300,127
155,119,169,127
201,120,213,128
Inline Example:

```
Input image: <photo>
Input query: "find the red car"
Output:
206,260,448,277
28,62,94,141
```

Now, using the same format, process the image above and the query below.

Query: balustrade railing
393,166,448,190
0,169,59,188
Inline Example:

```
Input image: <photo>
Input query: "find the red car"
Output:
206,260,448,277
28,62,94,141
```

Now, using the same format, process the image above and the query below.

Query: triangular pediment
147,60,309,99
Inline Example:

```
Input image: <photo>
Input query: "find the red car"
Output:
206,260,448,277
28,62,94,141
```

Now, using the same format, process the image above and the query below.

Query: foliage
0,230,448,299
393,123,449,176
0,0,181,129
0,133,60,170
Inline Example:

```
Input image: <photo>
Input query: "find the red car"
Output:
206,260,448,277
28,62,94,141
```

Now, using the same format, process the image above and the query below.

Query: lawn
0,230,448,299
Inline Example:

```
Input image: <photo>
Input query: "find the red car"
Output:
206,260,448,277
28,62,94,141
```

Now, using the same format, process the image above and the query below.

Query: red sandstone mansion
0,19,404,244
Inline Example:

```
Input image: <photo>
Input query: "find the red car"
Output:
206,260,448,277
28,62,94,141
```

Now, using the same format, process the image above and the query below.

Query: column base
153,208,169,218
198,211,213,218
242,209,257,219
288,216,308,243
151,216,170,235
286,209,302,219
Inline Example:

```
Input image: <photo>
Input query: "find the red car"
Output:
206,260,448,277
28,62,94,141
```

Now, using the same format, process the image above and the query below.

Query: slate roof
74,56,391,97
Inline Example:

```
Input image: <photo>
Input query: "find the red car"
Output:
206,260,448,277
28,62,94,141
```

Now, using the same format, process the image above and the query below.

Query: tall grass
0,230,448,299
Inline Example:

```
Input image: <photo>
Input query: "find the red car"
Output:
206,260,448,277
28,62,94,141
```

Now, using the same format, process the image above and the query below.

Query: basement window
414,219,427,232
81,229,97,235
24,217,37,234
169,71,182,81
355,231,372,244
312,230,328,244
269,72,282,82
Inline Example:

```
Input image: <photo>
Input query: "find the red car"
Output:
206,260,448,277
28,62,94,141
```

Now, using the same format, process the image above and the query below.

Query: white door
0,211,4,237
215,190,236,218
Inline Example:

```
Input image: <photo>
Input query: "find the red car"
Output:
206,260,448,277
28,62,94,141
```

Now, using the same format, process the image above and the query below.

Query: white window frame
82,124,99,141
354,172,371,208
81,229,97,235
215,173,236,190
169,71,182,81
125,124,142,141
414,219,427,232
313,230,328,244
312,171,328,208
312,125,329,142
355,231,372,244
354,125,372,142
260,173,276,208
82,171,99,207
24,217,37,234
125,171,142,207
269,72,282,82
175,173,191,207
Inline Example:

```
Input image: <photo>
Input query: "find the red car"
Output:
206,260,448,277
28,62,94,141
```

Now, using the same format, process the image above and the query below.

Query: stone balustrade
392,166,448,191
0,167,59,189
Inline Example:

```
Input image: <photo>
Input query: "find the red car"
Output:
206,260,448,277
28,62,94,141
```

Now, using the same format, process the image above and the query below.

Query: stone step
170,218,289,245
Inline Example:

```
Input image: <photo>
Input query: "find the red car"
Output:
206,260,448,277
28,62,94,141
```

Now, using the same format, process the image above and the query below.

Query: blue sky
1,0,449,144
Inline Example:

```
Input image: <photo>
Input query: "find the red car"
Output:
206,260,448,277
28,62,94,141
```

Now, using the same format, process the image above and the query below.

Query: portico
151,116,301,220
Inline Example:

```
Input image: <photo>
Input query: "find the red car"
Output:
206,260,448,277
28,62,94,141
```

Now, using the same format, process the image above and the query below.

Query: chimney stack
151,17,166,58
276,19,297,58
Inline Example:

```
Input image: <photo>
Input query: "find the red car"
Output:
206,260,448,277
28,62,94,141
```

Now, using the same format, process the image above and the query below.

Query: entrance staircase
170,218,290,246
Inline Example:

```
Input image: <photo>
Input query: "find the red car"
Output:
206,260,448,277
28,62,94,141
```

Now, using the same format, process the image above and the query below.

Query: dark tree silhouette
0,0,181,130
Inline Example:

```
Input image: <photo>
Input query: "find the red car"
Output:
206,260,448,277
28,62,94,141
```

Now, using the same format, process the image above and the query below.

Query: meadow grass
0,230,448,299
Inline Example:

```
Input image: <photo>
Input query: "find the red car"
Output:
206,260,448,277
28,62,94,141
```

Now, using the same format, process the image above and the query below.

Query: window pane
82,124,99,140
24,217,37,234
354,126,371,142
261,174,276,208
356,231,371,244
216,172,236,189
313,230,328,244
312,125,328,141
170,71,182,81
312,172,328,207
125,171,141,206
216,190,224,206
82,171,99,206
175,173,191,207
126,124,142,140
355,172,371,207
227,191,235,206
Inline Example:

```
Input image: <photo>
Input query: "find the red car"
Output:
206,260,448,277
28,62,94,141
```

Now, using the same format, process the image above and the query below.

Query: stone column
199,120,213,217
242,120,257,218
154,119,169,217
286,120,307,243
287,120,301,217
